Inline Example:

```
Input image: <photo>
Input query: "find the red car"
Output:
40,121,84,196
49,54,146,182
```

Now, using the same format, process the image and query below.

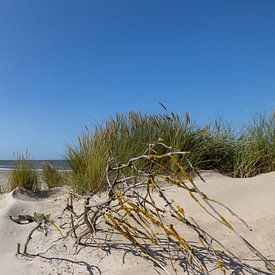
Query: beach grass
66,130,109,195
9,153,38,192
232,114,275,177
0,184,8,194
41,163,63,190
66,111,275,194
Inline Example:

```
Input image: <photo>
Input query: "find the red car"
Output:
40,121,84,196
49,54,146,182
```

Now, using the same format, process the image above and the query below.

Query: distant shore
0,160,70,171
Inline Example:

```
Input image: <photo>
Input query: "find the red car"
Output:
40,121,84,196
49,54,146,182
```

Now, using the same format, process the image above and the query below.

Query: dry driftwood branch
23,222,41,255
60,139,275,274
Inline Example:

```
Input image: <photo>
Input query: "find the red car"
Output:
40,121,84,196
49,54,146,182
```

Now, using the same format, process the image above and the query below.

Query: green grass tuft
9,153,38,192
66,111,275,195
41,163,63,190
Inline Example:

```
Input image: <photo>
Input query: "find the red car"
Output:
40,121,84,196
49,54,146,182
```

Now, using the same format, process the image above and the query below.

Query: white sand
0,171,274,274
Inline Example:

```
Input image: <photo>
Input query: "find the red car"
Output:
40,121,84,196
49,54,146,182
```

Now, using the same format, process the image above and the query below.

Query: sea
0,160,70,171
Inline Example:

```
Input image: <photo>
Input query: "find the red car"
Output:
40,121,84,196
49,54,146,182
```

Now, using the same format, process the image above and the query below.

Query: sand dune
0,171,274,274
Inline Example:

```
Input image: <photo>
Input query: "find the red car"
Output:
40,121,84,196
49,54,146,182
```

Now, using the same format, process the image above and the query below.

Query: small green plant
11,212,62,255
9,153,38,192
42,163,62,190
32,212,62,237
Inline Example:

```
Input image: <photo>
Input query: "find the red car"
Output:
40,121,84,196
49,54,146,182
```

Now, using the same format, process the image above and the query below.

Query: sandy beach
0,170,274,274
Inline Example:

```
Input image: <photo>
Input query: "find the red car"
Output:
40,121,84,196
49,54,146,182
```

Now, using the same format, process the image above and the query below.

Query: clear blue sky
0,1,274,159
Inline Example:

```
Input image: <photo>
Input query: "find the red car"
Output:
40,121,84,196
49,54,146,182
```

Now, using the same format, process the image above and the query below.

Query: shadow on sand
25,229,274,275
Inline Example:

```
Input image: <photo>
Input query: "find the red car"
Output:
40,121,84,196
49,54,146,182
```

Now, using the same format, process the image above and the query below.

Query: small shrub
9,154,38,192
41,163,63,190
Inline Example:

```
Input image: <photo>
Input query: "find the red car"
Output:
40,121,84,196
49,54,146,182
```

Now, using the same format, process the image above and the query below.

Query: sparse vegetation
41,163,63,190
66,111,275,195
0,184,8,194
9,153,38,192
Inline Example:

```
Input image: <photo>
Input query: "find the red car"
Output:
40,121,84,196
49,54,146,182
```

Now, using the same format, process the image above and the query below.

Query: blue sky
0,1,274,159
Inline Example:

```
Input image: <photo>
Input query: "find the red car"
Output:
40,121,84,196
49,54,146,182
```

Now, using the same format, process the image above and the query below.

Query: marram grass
233,114,275,177
9,153,38,192
41,163,63,190
66,111,275,195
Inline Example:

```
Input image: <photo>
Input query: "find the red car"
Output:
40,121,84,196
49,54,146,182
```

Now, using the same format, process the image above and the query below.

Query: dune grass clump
67,111,275,195
66,130,109,195
232,114,275,177
9,154,38,192
41,163,63,190
66,112,199,194
0,185,8,194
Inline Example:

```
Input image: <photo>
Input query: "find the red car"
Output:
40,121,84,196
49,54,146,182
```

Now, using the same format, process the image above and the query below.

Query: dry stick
152,158,247,271
116,193,176,271
17,242,21,254
70,213,78,239
182,159,275,272
146,178,206,274
155,186,211,272
208,198,252,230
116,182,206,274
106,179,174,273
156,176,231,273
64,194,78,239
106,214,172,275
189,218,260,274
125,146,271,272
159,155,274,272
76,197,104,244
83,198,94,232
23,222,41,255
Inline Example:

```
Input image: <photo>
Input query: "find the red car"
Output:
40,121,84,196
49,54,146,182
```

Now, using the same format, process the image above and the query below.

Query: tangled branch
60,140,275,274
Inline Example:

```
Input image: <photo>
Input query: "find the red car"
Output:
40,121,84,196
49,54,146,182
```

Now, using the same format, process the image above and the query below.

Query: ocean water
0,160,70,170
